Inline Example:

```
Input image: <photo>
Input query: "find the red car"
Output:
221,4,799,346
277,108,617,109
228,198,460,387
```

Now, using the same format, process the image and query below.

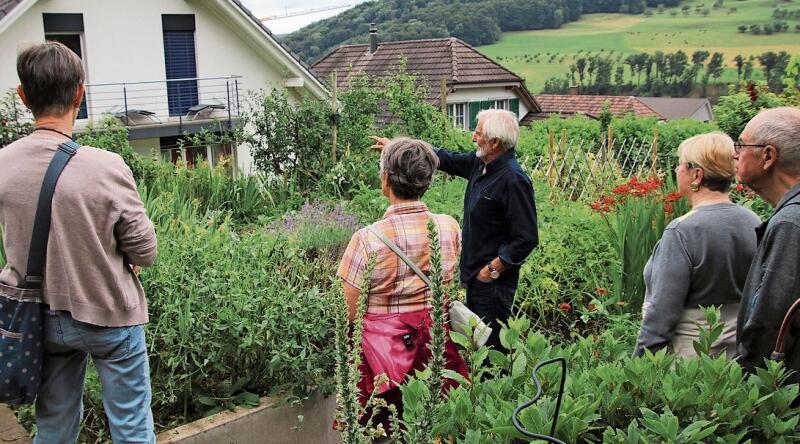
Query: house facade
312,30,540,131
0,0,328,173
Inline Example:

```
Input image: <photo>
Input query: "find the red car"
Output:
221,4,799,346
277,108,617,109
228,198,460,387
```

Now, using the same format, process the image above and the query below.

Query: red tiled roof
533,94,664,120
312,37,537,110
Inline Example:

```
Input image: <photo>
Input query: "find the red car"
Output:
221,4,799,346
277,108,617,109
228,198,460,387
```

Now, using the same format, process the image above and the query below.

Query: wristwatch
487,262,500,280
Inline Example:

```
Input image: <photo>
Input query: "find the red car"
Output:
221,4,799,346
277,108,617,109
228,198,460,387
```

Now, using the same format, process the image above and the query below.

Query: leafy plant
714,82,787,138
0,89,32,148
417,313,800,443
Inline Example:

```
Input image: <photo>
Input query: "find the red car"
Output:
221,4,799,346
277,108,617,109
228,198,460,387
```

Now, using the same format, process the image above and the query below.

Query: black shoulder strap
23,140,81,289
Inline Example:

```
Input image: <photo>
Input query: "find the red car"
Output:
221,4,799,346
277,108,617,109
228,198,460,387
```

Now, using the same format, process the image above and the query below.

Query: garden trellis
529,127,662,200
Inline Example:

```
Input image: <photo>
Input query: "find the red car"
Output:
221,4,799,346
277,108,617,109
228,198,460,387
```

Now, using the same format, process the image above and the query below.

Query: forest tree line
283,0,682,63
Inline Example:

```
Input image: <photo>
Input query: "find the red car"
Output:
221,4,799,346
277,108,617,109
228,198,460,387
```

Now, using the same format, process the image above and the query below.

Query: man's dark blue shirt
435,148,539,286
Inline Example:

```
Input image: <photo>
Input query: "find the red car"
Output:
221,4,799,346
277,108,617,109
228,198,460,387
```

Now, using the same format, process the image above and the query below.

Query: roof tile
534,94,664,119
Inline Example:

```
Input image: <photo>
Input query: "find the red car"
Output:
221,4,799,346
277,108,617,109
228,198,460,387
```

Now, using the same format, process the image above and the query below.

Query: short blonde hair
677,132,736,192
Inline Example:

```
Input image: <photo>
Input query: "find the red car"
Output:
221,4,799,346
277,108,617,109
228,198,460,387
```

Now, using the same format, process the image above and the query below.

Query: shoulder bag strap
23,140,81,289
366,223,434,289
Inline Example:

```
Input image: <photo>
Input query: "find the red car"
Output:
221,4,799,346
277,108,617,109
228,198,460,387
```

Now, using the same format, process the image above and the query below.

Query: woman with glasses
634,133,761,358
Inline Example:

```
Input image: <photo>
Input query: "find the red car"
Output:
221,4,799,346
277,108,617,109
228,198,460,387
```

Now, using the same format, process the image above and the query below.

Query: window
43,13,87,119
159,134,231,168
447,103,467,130
162,15,198,116
489,99,508,110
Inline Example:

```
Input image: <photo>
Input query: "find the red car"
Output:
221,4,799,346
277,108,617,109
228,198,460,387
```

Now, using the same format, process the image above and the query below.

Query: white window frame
447,102,468,130
489,99,509,110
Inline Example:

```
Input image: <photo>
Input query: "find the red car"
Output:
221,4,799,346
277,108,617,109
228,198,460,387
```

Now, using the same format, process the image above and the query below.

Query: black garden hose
512,357,567,444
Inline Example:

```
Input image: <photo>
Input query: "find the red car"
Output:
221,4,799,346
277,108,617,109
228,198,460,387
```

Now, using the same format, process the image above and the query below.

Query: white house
0,0,328,173
312,26,541,131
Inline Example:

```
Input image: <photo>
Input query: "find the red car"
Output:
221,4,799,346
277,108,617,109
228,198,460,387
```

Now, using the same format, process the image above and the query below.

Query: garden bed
156,392,337,444
0,393,337,444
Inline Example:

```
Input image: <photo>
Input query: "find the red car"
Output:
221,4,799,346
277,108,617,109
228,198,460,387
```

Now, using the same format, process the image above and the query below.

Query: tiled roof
312,37,527,105
533,94,664,120
0,0,22,21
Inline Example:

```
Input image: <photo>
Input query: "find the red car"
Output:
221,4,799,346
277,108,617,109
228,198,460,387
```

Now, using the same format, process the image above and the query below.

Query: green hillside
478,0,800,92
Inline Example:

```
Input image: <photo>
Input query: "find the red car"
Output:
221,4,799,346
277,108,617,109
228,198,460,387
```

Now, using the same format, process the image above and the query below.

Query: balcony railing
79,75,243,130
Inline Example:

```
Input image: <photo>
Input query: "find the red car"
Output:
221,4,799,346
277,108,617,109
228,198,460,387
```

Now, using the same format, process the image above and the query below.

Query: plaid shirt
337,202,461,314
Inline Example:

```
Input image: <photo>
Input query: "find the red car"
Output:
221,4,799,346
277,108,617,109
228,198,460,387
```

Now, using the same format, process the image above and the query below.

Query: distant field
478,0,799,93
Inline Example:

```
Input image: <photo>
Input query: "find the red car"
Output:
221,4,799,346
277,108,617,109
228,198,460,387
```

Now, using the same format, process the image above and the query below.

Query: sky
243,0,368,35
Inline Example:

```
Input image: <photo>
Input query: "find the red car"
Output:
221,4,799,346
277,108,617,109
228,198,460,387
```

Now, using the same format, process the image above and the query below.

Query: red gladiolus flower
664,203,674,214
595,287,608,296
558,303,572,313
735,183,745,192
602,196,617,206
663,191,681,203
612,183,631,195
746,192,755,200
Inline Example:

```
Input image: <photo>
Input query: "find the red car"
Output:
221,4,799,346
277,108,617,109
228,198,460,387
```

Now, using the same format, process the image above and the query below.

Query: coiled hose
511,357,567,444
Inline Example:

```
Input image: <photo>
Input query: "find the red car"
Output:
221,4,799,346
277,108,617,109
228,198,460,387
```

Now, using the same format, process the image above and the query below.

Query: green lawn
478,0,799,92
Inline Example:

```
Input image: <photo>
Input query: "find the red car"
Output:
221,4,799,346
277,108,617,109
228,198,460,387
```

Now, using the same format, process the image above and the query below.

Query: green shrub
515,189,620,340
714,83,787,138
76,118,168,185
143,216,348,423
0,90,32,148
418,314,800,443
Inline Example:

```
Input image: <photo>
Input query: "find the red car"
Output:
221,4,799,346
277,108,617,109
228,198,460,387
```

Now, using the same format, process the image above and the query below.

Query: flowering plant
731,183,772,220
589,176,686,313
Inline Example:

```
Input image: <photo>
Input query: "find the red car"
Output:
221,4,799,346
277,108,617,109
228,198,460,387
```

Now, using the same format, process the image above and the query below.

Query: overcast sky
243,0,369,35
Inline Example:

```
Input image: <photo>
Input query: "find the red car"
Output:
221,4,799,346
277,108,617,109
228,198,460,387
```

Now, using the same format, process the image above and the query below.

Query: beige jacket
0,133,156,326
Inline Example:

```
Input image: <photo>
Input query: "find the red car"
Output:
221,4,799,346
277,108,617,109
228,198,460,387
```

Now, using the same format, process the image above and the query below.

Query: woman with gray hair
336,137,469,434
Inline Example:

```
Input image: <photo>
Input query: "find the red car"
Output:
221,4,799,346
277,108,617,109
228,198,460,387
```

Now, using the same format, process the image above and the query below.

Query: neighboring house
311,27,541,131
530,93,664,123
0,0,328,173
531,91,714,123
637,97,714,122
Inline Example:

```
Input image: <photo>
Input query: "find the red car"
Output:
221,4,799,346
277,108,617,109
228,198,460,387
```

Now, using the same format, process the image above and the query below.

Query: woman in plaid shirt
337,138,469,434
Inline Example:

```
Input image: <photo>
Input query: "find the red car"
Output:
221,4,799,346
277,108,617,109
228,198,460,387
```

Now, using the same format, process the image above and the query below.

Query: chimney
569,85,580,96
369,23,378,54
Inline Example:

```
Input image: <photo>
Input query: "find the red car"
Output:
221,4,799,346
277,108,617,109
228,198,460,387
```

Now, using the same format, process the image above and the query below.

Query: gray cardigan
737,182,800,382
634,203,761,356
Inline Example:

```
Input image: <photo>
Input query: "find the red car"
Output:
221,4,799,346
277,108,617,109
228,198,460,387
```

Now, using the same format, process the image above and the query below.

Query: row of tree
737,22,799,35
542,51,795,97
282,0,683,63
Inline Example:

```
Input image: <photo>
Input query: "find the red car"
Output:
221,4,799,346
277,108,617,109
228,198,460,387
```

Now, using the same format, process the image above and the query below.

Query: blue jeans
34,310,155,444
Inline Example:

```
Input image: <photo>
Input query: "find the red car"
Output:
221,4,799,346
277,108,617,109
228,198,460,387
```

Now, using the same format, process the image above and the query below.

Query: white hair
477,109,519,151
746,107,800,175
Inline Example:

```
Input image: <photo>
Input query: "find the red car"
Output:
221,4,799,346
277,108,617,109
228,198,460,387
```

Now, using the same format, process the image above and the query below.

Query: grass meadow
478,0,800,92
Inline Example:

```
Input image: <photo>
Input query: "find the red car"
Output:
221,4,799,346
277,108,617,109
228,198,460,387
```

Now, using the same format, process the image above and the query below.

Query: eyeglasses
733,141,768,154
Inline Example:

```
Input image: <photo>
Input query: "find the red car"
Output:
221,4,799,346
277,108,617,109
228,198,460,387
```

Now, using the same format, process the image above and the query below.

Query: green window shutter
469,102,481,130
510,98,520,118
480,100,492,111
